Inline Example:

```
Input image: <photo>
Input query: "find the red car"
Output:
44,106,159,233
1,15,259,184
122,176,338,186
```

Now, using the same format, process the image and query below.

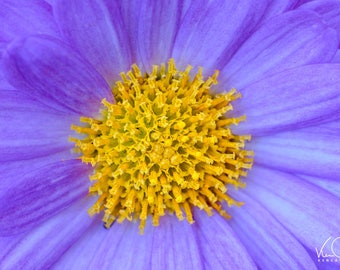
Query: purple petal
56,214,204,270
55,218,153,270
300,0,340,43
232,64,340,135
113,0,191,70
105,0,140,62
0,62,14,89
4,35,111,115
252,123,340,180
0,234,22,266
0,198,95,269
0,90,75,162
333,50,340,63
312,120,340,135
220,10,338,89
0,159,90,236
179,0,193,20
0,0,59,44
262,0,300,19
193,210,256,270
298,174,340,198
229,190,316,269
55,0,132,84
317,262,340,270
133,1,181,72
172,0,268,73
151,216,204,270
296,0,312,5
248,166,340,257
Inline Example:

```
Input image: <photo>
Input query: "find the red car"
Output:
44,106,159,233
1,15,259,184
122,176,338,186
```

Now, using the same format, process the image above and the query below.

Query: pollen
70,59,253,233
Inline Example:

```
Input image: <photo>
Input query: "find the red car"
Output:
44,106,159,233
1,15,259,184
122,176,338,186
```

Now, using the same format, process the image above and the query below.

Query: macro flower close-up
1,0,340,269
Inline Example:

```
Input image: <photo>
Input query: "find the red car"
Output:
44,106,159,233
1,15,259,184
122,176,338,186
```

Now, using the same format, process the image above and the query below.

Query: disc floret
71,59,253,233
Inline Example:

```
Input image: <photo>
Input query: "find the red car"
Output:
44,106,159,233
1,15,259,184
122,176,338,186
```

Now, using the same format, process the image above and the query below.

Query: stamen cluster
71,59,253,233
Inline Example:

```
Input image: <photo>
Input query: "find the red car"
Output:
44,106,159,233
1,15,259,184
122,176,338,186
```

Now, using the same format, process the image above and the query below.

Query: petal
0,0,59,44
113,0,192,71
251,122,340,180
114,0,191,71
0,153,73,184
56,215,202,270
0,234,22,266
300,0,340,43
0,90,75,162
179,0,193,20
4,35,111,115
313,120,340,135
0,198,95,270
220,10,338,89
0,61,15,89
248,166,340,256
193,210,256,270
172,0,268,73
55,0,132,84
262,0,300,19
151,216,204,270
134,1,181,72
54,218,153,270
233,64,340,135
299,174,340,198
296,0,311,5
0,159,91,236
317,262,340,270
105,0,140,62
229,190,317,270
333,49,340,63
0,153,79,201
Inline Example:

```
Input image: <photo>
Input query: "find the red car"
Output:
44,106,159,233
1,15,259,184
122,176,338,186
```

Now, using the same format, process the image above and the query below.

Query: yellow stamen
71,59,253,233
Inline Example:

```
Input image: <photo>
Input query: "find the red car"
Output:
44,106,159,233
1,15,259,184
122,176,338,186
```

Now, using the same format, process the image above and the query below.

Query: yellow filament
71,59,253,233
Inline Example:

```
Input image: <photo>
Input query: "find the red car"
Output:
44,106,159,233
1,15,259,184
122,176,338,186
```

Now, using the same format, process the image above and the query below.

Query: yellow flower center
70,59,253,233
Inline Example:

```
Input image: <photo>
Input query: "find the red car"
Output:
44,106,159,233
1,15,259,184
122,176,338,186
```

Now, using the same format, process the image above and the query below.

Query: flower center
70,59,253,233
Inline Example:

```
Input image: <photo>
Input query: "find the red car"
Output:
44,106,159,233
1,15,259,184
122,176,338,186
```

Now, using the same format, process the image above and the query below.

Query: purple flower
1,0,340,269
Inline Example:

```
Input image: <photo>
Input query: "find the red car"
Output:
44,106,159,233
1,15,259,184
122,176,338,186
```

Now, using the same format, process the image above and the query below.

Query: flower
1,0,340,269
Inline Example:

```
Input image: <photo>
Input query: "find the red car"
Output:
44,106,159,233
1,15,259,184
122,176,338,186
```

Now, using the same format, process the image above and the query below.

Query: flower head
1,0,340,269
